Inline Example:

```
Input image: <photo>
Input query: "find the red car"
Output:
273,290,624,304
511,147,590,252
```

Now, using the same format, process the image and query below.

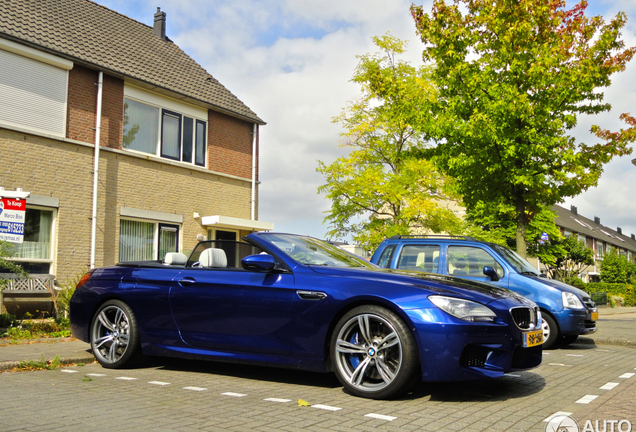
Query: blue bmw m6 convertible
70,232,543,399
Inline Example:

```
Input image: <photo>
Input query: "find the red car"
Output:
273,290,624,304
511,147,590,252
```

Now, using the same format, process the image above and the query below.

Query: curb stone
0,353,96,372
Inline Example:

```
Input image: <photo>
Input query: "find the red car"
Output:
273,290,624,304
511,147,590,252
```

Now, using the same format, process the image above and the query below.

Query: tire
560,335,579,346
540,313,559,350
330,305,419,399
90,300,143,368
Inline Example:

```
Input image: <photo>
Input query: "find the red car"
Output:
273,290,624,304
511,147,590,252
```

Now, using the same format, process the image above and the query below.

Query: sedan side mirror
483,266,500,282
242,254,276,271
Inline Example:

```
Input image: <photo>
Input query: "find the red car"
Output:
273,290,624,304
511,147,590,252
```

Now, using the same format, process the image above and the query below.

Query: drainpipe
90,71,104,269
251,123,257,221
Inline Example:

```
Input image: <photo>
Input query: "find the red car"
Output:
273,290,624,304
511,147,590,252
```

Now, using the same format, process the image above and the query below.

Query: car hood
522,274,591,299
308,265,533,306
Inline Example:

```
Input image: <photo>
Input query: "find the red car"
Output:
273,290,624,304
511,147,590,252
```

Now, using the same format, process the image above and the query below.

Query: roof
0,0,264,124
553,205,636,252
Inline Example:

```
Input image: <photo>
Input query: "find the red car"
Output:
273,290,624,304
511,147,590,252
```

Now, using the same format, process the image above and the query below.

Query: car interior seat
163,252,188,266
198,248,228,268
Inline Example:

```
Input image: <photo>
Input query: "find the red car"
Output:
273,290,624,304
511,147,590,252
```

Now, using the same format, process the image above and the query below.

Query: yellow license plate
524,330,543,347
592,311,598,321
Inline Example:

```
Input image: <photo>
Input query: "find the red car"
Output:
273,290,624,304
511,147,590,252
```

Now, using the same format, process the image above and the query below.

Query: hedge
585,283,635,307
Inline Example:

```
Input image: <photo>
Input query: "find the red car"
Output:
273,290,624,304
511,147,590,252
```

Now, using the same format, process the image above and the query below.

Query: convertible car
70,232,543,399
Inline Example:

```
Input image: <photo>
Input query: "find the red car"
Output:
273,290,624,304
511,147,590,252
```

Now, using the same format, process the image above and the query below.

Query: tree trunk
516,196,527,259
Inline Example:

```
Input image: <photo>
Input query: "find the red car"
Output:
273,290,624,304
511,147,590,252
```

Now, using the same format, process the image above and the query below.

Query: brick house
0,0,272,313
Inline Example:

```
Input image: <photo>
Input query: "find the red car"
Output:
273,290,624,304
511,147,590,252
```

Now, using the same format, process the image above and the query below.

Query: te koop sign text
0,197,26,243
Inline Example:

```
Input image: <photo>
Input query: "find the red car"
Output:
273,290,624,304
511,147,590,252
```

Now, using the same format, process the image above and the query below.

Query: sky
96,0,636,241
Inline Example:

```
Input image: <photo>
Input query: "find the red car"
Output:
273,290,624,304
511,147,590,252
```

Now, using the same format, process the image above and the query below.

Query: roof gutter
90,71,103,269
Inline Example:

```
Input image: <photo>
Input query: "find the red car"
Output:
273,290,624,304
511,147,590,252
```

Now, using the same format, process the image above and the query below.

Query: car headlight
562,292,585,309
429,295,497,322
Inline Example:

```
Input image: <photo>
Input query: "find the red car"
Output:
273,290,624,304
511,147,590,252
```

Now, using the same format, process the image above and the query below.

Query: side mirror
483,266,500,282
242,254,276,271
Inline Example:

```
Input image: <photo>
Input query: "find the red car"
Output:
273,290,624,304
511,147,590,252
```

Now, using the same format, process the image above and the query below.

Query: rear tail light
76,271,94,289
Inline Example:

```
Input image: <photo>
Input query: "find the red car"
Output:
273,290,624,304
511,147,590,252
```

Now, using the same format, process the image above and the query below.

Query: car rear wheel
330,305,419,399
90,300,142,368
540,313,559,350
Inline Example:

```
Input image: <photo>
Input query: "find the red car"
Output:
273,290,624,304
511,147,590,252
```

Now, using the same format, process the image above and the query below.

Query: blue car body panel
371,237,597,338
70,232,542,381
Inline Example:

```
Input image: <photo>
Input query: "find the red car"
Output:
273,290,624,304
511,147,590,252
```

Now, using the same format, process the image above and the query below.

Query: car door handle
297,290,327,301
178,277,197,286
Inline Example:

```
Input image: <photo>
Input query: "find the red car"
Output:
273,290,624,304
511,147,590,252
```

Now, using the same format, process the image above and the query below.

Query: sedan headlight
562,292,585,309
429,295,497,322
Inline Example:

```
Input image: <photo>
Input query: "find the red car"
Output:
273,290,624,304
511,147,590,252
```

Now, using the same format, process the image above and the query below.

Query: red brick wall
207,110,256,180
67,65,123,149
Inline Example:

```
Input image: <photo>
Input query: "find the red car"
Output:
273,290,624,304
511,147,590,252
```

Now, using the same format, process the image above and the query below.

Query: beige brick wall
0,128,253,282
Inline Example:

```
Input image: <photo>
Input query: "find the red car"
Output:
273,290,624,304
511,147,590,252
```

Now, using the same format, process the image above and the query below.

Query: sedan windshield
262,233,373,268
491,244,539,275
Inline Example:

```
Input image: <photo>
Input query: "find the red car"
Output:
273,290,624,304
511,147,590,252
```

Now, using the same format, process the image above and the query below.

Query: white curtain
123,98,159,154
119,220,154,262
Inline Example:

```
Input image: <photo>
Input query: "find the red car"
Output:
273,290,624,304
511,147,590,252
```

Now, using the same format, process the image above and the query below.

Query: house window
123,97,206,167
119,219,180,262
10,207,55,274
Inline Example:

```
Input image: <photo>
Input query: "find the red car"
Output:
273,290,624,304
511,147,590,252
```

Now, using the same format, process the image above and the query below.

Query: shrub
56,270,88,318
0,313,17,328
585,283,635,307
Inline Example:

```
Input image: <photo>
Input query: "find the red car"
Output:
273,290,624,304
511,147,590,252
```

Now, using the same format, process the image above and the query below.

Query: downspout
251,123,257,221
90,71,104,269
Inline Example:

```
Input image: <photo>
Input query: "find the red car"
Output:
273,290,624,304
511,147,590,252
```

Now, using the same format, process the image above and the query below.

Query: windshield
491,244,539,274
261,233,373,268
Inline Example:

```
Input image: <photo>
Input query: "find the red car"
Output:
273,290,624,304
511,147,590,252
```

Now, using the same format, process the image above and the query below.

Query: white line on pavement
264,398,291,403
183,386,207,391
548,363,572,367
566,354,583,357
222,392,247,397
60,369,78,373
148,381,170,386
575,395,598,404
115,377,137,380
600,382,619,390
85,373,106,377
365,413,397,421
544,412,573,422
504,374,521,377
619,373,635,379
312,404,342,411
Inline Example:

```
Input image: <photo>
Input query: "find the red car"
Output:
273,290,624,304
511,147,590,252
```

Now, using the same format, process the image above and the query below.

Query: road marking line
566,354,583,357
365,413,397,421
548,363,572,367
148,381,170,386
183,386,207,391
86,373,106,377
264,398,291,403
575,395,598,404
312,404,342,411
60,369,78,373
504,374,521,377
222,392,247,397
619,373,635,379
600,382,619,390
544,412,573,422
115,377,137,381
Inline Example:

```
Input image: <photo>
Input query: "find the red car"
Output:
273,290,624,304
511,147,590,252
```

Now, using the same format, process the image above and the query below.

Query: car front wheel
540,313,559,350
90,300,143,368
330,305,419,399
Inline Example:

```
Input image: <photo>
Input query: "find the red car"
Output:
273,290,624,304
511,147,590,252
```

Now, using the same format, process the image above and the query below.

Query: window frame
122,96,207,168
119,218,181,262
7,205,57,274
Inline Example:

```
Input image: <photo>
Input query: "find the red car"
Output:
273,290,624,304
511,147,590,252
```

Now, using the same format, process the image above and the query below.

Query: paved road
1,341,634,431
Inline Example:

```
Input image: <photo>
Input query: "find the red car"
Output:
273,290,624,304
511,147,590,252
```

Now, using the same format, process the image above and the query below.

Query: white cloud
98,0,636,240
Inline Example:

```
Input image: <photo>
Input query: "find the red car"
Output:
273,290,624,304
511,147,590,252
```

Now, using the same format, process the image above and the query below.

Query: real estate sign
0,197,26,243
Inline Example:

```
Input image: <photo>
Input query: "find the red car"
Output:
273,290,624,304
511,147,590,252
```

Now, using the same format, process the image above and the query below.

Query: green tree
600,249,630,283
543,235,595,281
0,240,27,288
411,0,636,258
317,35,462,250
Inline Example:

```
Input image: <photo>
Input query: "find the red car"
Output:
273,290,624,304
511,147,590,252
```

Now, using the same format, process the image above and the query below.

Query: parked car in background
370,235,598,349
70,232,542,399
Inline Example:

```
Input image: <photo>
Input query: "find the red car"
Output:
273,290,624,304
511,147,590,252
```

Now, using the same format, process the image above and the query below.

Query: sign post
0,188,30,244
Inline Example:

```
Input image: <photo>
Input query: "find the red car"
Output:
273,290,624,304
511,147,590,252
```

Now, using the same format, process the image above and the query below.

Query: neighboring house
553,205,636,282
0,0,272,314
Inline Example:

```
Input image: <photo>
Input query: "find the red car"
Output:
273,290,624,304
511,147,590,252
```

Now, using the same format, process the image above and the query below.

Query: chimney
617,227,622,235
632,234,635,241
570,205,577,215
154,7,166,40
594,216,600,225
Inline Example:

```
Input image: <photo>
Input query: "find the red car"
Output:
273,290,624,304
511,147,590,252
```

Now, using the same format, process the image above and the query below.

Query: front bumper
555,307,597,336
406,306,542,382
